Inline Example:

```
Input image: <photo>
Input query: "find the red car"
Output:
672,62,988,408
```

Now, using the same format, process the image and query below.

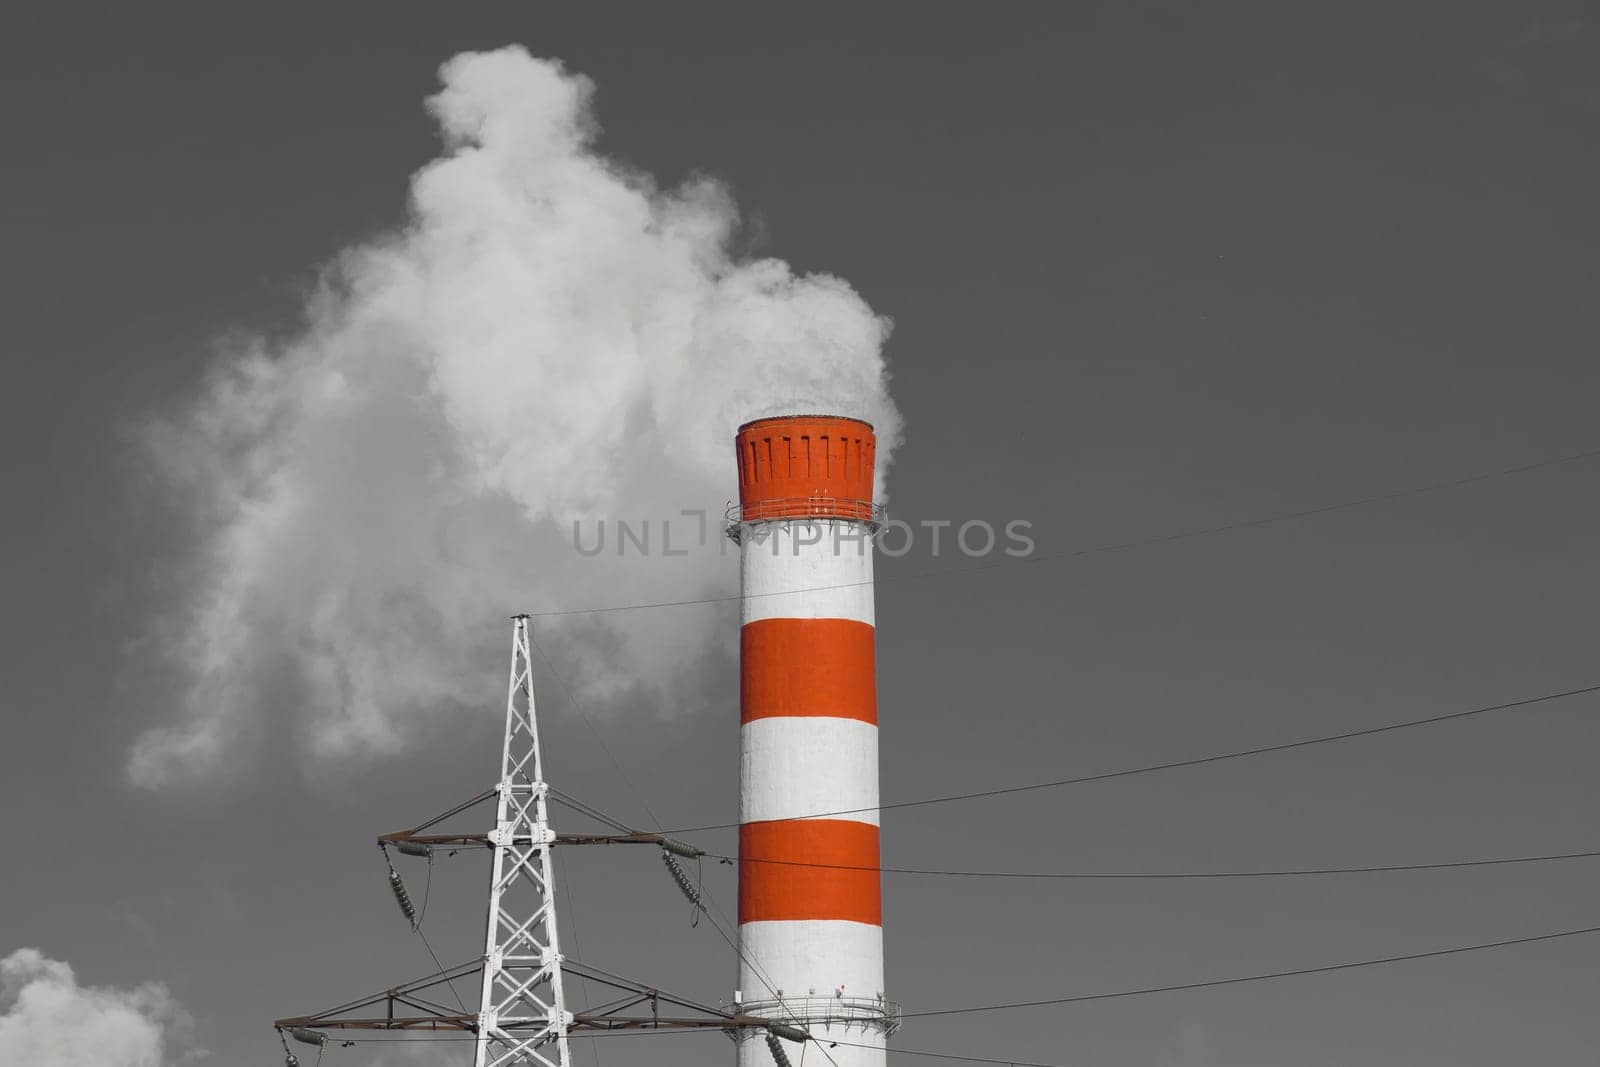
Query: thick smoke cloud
0,949,201,1066
128,47,899,787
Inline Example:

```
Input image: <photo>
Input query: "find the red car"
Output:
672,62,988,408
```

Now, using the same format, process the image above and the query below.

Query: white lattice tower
474,616,573,1067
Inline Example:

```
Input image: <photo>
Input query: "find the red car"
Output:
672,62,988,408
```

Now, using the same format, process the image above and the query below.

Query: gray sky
4,3,1600,1065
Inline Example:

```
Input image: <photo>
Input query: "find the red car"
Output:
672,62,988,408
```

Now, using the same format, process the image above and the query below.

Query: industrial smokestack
733,415,895,1066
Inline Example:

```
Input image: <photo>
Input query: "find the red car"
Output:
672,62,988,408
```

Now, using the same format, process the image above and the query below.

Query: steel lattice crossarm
375,784,706,857
272,957,809,1040
378,828,694,851
272,960,483,1033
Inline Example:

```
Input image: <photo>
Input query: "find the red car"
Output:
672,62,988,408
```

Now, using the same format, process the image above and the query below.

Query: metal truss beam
273,957,802,1038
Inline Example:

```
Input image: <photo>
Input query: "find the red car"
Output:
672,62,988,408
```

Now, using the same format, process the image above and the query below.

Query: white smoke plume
0,949,202,1066
128,46,900,787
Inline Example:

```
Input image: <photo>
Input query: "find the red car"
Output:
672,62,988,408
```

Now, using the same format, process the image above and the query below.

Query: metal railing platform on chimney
725,497,885,543
733,995,901,1034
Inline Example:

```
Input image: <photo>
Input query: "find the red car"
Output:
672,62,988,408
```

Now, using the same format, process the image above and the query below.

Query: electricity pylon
474,615,571,1067
270,616,811,1062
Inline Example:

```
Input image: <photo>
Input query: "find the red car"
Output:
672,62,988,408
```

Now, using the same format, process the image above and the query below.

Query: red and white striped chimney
733,414,893,1066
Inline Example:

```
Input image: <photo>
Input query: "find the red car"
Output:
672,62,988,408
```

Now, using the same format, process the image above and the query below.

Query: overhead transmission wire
518,677,1600,1057
545,783,837,1067
528,628,664,831
407,853,468,1016
522,443,1600,619
413,927,467,1014
328,1029,1084,1067
709,845,1600,881
388,806,1600,882
369,673,1600,1050
554,789,845,1067
844,1042,1075,1066
525,558,1584,1057
555,860,604,1067
658,679,1600,835
514,642,843,1067
343,799,1600,1057
898,921,1600,1019
311,921,1600,1059
529,630,694,1067
325,447,1600,1062
818,1035,1091,1066
401,835,1600,883
379,841,470,1015
696,884,844,1067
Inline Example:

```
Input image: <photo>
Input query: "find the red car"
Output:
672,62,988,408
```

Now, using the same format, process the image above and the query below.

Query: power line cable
660,680,1600,834
525,444,1600,619
822,1036,1074,1066
413,926,467,1015
528,628,665,832
414,851,434,928
550,787,641,836
708,845,1600,880
319,1028,1073,1067
556,859,604,1067
378,842,469,1014
531,637,838,1067
495,701,830,1060
313,921,1600,1060
696,886,845,1067
900,922,1600,1019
